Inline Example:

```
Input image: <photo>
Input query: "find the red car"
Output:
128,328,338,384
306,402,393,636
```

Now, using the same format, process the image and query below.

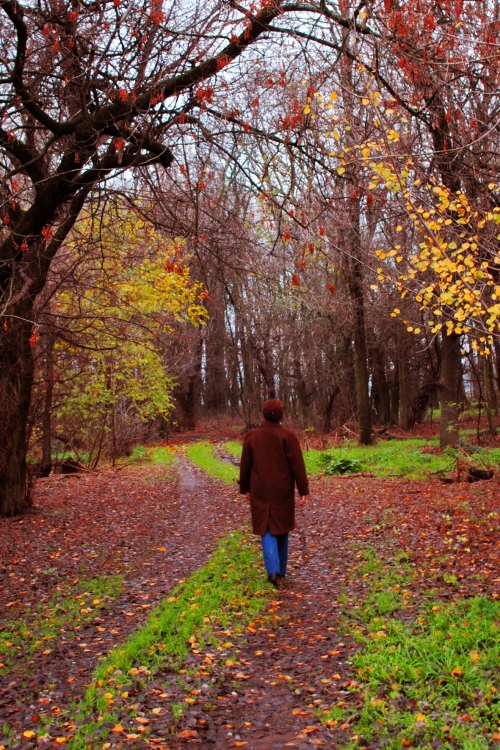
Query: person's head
262,399,284,423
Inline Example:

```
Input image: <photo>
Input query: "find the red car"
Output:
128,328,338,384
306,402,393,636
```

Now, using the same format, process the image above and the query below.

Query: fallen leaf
135,717,149,724
111,724,124,733
178,729,199,739
23,731,36,739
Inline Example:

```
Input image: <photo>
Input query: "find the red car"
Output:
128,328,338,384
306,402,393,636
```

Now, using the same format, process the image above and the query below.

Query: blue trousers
261,527,289,576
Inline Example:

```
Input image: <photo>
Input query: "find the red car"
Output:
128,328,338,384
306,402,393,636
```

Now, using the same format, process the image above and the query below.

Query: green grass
187,441,239,484
44,531,269,748
324,549,500,748
0,576,122,675
127,445,175,467
226,439,500,480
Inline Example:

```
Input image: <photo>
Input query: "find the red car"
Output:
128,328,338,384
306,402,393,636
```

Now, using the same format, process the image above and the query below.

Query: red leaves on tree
217,55,230,71
29,331,40,347
197,86,214,104
292,274,301,287
423,12,436,31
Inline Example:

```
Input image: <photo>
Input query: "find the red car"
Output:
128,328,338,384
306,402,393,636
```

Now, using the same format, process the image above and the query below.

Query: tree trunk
439,331,462,447
399,346,411,430
40,335,55,477
324,385,340,433
347,267,373,445
390,358,400,427
0,310,35,516
371,347,391,425
204,291,228,412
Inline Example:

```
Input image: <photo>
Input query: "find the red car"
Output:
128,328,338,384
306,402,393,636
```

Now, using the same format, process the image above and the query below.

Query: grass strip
226,439,500,480
0,575,122,675
326,549,500,748
187,441,239,484
46,531,268,748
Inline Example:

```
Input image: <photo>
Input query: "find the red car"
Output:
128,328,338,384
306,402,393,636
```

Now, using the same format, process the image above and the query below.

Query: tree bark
438,331,462,447
347,263,373,445
0,307,35,516
40,333,55,477
390,358,400,427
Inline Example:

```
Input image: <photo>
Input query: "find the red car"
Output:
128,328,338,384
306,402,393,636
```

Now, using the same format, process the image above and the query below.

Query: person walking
239,399,309,586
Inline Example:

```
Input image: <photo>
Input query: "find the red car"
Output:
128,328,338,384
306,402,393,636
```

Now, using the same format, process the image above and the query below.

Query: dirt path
0,458,242,737
2,457,500,748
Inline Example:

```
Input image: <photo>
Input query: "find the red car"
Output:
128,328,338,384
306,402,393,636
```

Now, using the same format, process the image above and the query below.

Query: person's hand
299,495,307,506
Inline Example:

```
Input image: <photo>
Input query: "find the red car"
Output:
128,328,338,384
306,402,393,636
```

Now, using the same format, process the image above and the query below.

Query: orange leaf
111,725,124,733
178,729,199,739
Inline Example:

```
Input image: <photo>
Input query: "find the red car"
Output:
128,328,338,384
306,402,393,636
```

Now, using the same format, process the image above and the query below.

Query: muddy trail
2,453,500,748
0,458,242,738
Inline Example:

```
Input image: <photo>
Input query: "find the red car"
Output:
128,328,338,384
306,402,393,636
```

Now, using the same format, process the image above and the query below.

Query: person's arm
285,433,309,502
239,437,252,497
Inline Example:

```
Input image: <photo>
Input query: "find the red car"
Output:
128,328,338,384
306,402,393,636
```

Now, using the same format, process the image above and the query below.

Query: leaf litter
1,454,500,748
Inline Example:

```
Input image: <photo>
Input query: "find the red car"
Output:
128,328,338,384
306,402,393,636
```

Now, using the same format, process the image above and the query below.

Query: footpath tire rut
164,488,361,750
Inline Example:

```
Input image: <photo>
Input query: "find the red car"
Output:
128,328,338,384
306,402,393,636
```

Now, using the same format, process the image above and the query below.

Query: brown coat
239,420,309,536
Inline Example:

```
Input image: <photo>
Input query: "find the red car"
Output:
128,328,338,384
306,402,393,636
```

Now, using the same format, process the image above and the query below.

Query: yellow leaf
451,666,463,678
329,92,338,101
415,713,427,723
337,166,345,175
55,738,67,745
23,732,36,739
396,225,403,232
303,105,311,115
362,98,370,105
470,651,481,662
111,725,124,733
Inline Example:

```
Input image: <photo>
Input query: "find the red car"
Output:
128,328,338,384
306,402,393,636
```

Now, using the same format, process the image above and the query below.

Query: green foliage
54,532,268,749
325,549,500,748
187,442,239,484
127,445,174,467
319,453,362,475
44,211,207,460
227,437,500,480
